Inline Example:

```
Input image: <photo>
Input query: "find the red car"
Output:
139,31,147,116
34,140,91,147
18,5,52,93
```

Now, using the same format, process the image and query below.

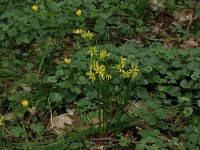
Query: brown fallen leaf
150,0,166,11
49,114,72,135
90,145,104,150
66,108,75,116
21,84,32,92
24,106,37,125
172,9,198,29
180,37,200,49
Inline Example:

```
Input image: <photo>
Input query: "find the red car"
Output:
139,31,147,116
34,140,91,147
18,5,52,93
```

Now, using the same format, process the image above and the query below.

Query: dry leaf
152,23,163,33
66,109,74,116
172,9,197,29
180,37,200,49
51,114,72,128
90,145,104,150
4,113,14,121
150,0,166,11
49,114,72,135
21,84,32,92
24,107,37,125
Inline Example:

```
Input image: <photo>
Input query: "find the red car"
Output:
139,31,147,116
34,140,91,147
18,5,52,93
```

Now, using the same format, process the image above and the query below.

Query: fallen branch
90,137,140,144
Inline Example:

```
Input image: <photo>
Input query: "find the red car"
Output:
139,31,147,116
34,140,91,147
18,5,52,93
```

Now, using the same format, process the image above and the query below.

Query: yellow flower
86,69,96,82
114,56,126,73
90,60,99,70
129,65,139,79
114,64,123,73
121,70,131,79
94,64,106,79
94,65,105,74
99,50,110,59
64,58,71,64
0,115,4,126
86,31,94,39
32,5,39,12
76,9,81,16
73,29,82,34
119,56,126,68
22,100,29,107
106,73,112,80
88,46,97,57
82,31,94,39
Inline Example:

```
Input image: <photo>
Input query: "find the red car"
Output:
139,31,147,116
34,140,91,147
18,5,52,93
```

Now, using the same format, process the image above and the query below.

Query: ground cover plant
0,0,200,149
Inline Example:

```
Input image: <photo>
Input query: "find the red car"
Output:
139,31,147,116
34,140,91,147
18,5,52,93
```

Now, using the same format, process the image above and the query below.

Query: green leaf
167,87,181,97
70,142,83,149
146,115,157,125
136,87,148,99
183,107,193,117
45,76,57,83
135,143,146,150
77,75,88,84
187,62,199,70
77,97,91,108
30,124,44,136
11,126,24,138
191,73,199,81
178,96,190,103
114,85,121,92
144,66,153,73
197,100,200,107
71,86,82,94
49,92,62,102
119,136,130,147
94,18,106,35
180,79,192,89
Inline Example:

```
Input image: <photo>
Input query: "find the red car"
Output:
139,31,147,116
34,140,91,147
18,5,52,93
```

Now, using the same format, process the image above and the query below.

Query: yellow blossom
64,58,71,64
76,9,82,16
99,50,110,59
0,115,4,126
32,5,39,12
90,60,99,70
88,46,97,57
22,100,29,107
94,64,105,74
114,56,126,73
86,31,94,39
115,64,123,73
129,65,139,79
121,70,131,79
73,29,82,34
94,64,106,80
106,74,112,80
119,56,126,68
86,69,96,82
82,31,94,39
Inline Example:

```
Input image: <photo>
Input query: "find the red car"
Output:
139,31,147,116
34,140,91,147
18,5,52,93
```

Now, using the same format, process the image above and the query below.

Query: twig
90,137,140,144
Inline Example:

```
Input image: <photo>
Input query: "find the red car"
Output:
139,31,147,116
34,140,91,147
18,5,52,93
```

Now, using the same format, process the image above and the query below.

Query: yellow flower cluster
115,57,139,79
99,50,110,59
87,60,112,82
73,29,94,39
115,56,126,73
88,46,97,57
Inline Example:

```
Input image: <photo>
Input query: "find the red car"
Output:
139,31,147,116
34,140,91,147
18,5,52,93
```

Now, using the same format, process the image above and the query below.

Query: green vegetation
0,0,200,149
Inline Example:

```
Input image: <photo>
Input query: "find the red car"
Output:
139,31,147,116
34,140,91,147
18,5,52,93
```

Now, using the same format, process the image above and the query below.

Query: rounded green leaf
197,100,200,107
183,107,193,117
136,87,148,99
49,92,62,102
